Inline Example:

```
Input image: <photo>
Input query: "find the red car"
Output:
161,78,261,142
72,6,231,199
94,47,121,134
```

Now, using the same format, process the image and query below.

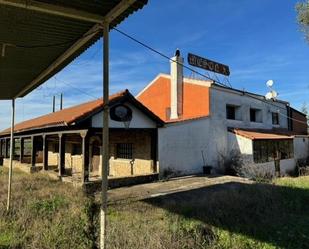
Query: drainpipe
7,98,15,211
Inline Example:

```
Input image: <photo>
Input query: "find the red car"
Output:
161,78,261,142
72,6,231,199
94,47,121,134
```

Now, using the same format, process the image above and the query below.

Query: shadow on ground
143,181,309,249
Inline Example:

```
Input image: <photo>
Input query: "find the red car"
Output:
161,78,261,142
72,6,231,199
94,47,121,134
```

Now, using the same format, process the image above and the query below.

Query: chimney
170,49,184,119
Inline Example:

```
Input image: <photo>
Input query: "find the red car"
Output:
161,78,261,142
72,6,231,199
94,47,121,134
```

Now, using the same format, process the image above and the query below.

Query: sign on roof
188,53,230,76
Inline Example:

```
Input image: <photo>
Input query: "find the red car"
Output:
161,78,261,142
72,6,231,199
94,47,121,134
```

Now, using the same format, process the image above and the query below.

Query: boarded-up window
116,143,133,159
253,139,294,163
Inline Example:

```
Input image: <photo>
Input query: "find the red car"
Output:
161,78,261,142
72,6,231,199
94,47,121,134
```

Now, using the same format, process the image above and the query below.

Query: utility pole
7,98,15,211
60,93,63,110
100,21,110,249
52,95,55,112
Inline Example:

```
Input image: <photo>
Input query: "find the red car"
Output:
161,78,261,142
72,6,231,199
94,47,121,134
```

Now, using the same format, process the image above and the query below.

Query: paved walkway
107,175,252,203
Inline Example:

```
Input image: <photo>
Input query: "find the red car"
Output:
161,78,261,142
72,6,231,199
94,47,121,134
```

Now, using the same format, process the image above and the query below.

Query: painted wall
158,117,226,176
294,136,309,160
137,74,211,121
211,87,289,130
91,103,156,129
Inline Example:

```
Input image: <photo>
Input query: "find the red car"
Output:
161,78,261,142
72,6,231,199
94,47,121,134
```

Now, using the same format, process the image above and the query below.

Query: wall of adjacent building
210,86,289,130
158,117,226,176
291,110,308,135
157,85,290,177
294,136,309,160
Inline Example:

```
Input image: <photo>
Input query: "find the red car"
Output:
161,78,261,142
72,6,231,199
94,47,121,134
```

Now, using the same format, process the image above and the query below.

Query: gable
137,75,171,121
91,102,157,129
137,74,211,122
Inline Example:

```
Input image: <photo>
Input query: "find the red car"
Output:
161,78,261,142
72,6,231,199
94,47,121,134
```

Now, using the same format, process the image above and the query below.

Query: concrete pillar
81,131,89,183
101,21,110,249
19,137,24,163
30,136,36,167
42,135,48,170
170,50,184,120
58,134,65,177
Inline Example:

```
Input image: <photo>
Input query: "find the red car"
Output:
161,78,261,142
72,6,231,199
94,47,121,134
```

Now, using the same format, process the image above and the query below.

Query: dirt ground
107,175,253,203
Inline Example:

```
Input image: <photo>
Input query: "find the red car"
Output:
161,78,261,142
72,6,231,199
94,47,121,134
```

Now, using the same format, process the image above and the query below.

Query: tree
296,1,309,42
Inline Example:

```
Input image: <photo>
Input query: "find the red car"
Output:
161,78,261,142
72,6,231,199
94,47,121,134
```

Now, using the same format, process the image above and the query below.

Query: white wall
294,136,309,160
157,85,292,177
210,87,288,130
158,117,227,176
91,103,156,129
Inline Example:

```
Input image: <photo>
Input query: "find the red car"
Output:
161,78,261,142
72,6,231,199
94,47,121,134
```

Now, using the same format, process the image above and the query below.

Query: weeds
0,167,308,249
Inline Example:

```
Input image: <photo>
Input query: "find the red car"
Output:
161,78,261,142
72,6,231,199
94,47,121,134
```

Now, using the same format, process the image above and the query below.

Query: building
137,51,308,177
0,90,163,184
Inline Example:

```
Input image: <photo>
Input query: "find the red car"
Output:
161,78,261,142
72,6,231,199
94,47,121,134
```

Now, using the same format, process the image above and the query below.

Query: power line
112,27,229,87
54,76,99,99
113,27,308,125
278,110,308,125
113,28,307,124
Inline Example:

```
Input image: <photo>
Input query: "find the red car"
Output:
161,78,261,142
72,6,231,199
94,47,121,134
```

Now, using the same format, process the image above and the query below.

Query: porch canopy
0,0,148,99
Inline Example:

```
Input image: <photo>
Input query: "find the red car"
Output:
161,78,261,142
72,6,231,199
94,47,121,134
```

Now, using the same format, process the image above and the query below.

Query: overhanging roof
0,90,164,136
0,0,148,99
229,128,294,140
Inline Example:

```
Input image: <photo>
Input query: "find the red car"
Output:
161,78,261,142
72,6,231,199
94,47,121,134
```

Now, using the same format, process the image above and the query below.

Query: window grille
253,139,294,163
116,143,133,159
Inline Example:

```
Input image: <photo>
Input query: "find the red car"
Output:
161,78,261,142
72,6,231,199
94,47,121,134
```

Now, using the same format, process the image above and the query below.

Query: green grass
0,167,309,249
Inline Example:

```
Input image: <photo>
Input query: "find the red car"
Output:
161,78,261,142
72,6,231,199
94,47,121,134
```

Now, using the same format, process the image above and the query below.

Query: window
250,108,262,123
253,139,293,163
116,143,133,159
226,104,241,120
226,105,236,120
250,109,256,122
272,112,279,125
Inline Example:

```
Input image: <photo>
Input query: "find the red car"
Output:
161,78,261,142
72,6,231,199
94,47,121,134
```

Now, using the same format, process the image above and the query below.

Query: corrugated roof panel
0,0,148,99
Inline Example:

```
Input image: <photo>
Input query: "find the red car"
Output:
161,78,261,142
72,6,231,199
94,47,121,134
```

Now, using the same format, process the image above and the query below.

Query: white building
137,51,308,178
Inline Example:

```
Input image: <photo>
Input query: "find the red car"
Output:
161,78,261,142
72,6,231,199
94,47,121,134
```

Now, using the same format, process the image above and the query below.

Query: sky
0,0,309,130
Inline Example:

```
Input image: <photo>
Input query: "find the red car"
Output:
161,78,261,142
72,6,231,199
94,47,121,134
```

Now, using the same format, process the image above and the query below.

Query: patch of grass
1,166,309,249
0,167,95,249
29,195,68,216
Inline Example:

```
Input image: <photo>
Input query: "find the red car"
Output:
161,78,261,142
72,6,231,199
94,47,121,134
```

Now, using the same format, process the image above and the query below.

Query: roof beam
0,0,104,23
105,0,138,23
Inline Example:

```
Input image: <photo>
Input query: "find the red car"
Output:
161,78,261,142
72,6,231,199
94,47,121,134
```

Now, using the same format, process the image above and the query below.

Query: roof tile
0,90,127,135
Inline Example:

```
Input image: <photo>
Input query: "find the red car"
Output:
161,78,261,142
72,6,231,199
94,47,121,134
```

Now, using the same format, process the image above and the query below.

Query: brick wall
292,110,308,135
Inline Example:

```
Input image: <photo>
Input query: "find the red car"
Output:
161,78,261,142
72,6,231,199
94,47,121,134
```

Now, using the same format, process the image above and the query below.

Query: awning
230,128,294,140
0,0,148,99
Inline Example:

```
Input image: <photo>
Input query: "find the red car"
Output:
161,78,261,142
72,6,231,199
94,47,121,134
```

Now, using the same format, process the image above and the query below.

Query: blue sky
0,0,309,130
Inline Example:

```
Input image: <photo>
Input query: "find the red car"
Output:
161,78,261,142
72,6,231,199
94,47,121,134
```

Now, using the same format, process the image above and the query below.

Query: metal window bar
116,143,133,159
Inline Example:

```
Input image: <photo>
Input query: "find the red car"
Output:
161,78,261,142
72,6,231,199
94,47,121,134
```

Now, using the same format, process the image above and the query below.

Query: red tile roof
0,90,128,135
230,128,294,140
